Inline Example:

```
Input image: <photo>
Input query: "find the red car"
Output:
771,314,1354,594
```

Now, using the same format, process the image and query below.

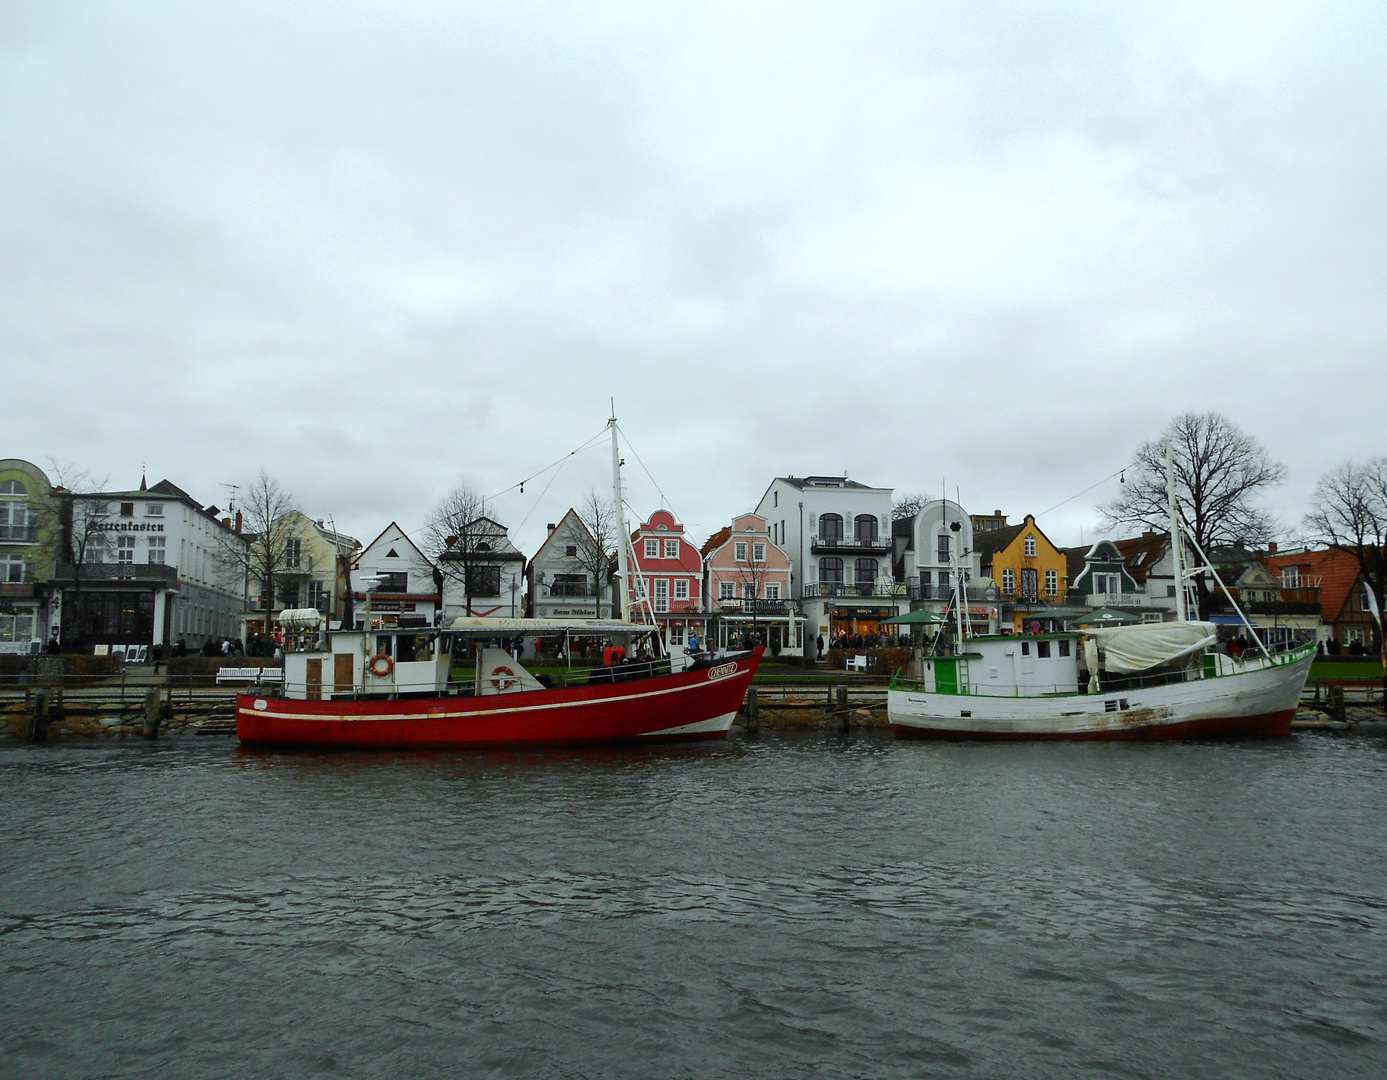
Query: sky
3,1,1384,556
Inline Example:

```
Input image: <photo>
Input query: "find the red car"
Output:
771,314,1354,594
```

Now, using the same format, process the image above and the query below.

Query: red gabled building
627,509,706,654
1265,547,1376,650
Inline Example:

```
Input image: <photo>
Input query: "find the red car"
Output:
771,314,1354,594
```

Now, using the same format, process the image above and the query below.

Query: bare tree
1306,458,1387,649
893,492,928,522
216,470,298,637
45,462,111,651
421,484,508,617
731,535,778,647
1100,412,1286,619
576,490,618,619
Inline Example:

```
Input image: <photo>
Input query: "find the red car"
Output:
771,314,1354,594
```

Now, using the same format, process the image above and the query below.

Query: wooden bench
215,667,284,684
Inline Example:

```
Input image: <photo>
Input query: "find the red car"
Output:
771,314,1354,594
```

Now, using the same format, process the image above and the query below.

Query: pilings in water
31,689,50,743
143,689,162,740
836,684,849,733
744,687,759,732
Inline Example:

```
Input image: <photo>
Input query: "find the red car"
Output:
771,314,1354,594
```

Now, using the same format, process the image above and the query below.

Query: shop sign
94,521,165,533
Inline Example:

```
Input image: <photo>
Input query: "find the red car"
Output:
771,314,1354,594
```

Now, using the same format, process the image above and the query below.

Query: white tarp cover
1084,621,1217,673
475,647,547,696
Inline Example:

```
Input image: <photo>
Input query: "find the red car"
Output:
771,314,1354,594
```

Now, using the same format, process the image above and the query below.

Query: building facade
528,509,616,621
974,514,1069,630
0,459,60,654
702,512,799,654
436,517,526,622
354,522,442,629
754,476,898,643
625,509,707,655
896,499,997,635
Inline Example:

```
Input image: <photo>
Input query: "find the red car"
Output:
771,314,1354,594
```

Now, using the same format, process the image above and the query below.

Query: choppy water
2,730,1385,1079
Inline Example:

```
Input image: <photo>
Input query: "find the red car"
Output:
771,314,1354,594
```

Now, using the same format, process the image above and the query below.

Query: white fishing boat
887,447,1315,740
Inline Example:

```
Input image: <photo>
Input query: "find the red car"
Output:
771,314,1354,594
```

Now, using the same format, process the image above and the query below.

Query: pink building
702,513,801,655
627,509,707,654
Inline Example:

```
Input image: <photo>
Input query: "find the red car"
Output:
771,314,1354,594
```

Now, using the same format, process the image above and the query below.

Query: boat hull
888,648,1314,741
237,649,762,749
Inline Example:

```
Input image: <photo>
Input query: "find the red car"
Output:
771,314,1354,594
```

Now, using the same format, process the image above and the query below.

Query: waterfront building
528,509,616,621
0,458,61,654
436,517,526,621
626,509,707,656
754,475,899,643
1065,540,1145,615
243,512,358,640
51,478,246,653
893,499,997,635
701,512,800,654
973,513,1068,630
353,523,441,629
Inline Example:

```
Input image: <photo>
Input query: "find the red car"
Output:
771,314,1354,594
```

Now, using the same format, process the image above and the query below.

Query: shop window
667,625,684,646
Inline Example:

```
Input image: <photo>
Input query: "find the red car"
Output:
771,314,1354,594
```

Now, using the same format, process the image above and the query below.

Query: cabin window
1021,641,1030,655
1059,640,1070,657
1037,640,1051,658
375,634,392,658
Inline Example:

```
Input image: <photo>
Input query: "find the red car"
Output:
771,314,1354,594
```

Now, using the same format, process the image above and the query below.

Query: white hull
889,647,1314,739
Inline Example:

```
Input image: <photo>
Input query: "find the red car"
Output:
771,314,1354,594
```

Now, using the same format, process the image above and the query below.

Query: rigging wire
615,423,680,523
1037,468,1126,520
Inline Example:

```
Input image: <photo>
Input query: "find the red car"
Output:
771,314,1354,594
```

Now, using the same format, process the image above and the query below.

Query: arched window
854,515,878,544
819,513,843,542
0,480,26,497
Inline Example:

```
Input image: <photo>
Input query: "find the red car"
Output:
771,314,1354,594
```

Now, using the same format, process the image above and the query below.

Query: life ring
368,653,394,677
490,665,516,691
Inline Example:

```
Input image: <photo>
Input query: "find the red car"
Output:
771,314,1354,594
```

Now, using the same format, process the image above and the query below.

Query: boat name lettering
253,699,268,711
707,662,737,682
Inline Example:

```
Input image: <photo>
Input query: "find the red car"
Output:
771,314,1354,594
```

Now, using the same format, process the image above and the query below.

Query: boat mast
1166,442,1187,623
610,405,631,623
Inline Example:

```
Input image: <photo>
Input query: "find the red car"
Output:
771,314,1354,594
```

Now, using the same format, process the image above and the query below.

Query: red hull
237,649,762,749
890,708,1296,741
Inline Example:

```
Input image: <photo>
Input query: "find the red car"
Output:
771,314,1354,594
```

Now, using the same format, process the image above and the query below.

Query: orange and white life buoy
368,653,394,678
490,665,516,691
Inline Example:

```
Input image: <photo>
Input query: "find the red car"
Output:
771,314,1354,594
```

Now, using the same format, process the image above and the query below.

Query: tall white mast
1166,441,1187,623
610,406,631,623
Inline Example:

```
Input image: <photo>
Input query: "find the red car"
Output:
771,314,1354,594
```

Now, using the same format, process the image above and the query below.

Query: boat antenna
611,407,631,623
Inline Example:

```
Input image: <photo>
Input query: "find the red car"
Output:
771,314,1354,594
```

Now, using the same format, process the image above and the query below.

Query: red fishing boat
236,617,762,749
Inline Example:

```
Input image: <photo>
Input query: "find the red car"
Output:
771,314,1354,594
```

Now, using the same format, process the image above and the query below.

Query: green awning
883,609,950,625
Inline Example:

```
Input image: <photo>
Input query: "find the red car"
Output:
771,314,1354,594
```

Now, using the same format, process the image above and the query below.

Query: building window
1021,567,1038,601
734,541,748,562
1,553,24,583
765,583,781,600
752,542,766,562
819,514,844,543
663,539,679,559
0,492,35,543
743,582,758,600
854,515,878,544
565,545,577,557
116,535,136,564
146,503,163,517
1166,585,1177,597
654,579,669,612
855,558,877,593
1045,569,1058,595
1024,535,1036,557
674,579,689,601
1002,568,1015,595
279,582,300,609
820,557,843,586
720,581,735,600
645,538,659,558
120,502,134,517
378,571,409,591
668,624,684,645
307,581,328,611
147,536,166,565
0,480,25,496
0,611,35,644
465,565,501,596
937,533,950,562
284,537,303,568
551,573,588,597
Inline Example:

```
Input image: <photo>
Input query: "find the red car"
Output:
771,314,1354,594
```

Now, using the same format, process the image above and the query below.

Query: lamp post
509,572,518,619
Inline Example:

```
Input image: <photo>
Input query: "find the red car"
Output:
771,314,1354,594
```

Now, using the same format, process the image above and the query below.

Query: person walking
816,634,825,660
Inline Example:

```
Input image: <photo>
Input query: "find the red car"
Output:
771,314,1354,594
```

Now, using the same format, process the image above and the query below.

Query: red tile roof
1264,548,1364,623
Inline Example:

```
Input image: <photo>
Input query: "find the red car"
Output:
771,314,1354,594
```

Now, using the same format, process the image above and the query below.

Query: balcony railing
0,525,40,543
802,582,897,599
718,599,791,615
53,562,181,584
810,536,891,554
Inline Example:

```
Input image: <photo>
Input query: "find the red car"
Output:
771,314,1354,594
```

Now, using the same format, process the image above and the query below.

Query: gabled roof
531,508,606,564
1266,547,1370,623
971,522,1026,559
358,521,436,569
1114,531,1169,582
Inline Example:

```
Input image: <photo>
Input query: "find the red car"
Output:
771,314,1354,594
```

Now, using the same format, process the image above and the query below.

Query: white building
353,522,441,629
436,517,526,622
753,475,898,644
893,499,998,635
57,479,246,651
527,510,615,621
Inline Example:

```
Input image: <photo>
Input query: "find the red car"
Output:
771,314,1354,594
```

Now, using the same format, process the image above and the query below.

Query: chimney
547,523,556,533
221,517,232,528
235,511,243,533
1268,541,1278,554
994,510,1001,516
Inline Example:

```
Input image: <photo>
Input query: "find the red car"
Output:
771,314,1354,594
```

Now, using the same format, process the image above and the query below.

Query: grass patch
1310,661,1385,682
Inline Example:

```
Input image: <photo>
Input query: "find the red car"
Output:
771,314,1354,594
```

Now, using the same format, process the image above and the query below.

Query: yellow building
0,458,61,653
972,514,1068,630
244,511,359,637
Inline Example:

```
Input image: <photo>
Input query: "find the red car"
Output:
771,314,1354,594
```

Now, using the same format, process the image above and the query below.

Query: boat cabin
914,634,1083,697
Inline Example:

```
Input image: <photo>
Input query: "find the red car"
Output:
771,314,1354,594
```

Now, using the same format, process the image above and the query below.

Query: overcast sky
4,1,1384,555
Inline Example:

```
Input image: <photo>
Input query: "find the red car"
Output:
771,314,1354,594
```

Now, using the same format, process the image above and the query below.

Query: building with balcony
974,514,1068,630
626,509,707,655
754,475,898,643
54,478,248,652
528,509,617,621
702,512,800,654
893,499,998,635
244,511,358,639
354,523,443,629
1065,541,1145,615
0,458,60,654
1265,547,1365,648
